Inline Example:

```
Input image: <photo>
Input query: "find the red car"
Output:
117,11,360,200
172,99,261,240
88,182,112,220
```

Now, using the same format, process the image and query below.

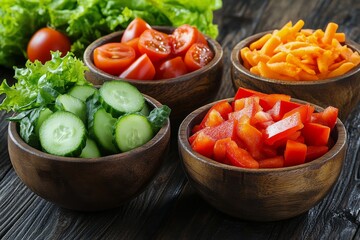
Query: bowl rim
83,26,224,84
231,30,360,85
178,97,347,173
8,94,171,163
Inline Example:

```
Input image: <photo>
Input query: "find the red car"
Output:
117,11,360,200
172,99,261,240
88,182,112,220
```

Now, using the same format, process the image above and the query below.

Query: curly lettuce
0,51,89,112
0,0,222,68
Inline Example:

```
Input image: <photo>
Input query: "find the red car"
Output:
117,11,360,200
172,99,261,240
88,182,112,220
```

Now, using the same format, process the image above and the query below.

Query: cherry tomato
121,17,151,43
93,43,136,76
123,37,141,58
27,27,71,64
119,53,155,80
184,43,214,71
157,56,188,79
138,29,171,62
171,24,197,55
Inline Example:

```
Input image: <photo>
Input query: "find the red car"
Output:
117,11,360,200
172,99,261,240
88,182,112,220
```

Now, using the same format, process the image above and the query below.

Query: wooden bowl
178,98,347,221
83,26,224,121
231,31,360,121
7,95,171,211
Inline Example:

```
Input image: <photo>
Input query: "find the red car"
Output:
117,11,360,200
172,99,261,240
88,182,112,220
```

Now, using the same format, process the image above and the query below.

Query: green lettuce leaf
0,51,89,112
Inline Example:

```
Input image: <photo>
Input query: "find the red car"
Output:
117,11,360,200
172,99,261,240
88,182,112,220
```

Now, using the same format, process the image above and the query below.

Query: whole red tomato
27,27,71,64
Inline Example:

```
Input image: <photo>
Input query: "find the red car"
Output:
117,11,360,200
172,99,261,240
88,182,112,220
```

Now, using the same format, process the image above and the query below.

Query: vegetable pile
240,20,360,81
93,18,214,80
189,87,339,168
0,0,222,68
0,52,170,157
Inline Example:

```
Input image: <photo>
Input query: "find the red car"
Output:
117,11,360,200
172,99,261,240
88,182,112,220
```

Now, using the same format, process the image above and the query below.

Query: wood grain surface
0,0,359,239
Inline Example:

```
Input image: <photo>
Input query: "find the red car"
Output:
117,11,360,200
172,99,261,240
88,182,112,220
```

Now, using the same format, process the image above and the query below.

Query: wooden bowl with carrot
178,87,347,221
231,20,360,121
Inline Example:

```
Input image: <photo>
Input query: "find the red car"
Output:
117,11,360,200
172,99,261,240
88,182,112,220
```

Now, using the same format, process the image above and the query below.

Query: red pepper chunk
190,131,216,158
264,112,304,145
258,156,284,168
284,140,307,167
225,140,259,169
306,145,329,162
302,122,330,146
198,100,233,130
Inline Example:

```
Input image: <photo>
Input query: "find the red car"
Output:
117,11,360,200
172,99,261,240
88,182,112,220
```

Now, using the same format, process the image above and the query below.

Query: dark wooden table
1,0,359,239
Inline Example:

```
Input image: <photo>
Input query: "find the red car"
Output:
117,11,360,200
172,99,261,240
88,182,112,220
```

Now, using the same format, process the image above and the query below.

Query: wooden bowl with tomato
8,93,171,212
83,18,223,121
230,21,360,121
178,87,347,221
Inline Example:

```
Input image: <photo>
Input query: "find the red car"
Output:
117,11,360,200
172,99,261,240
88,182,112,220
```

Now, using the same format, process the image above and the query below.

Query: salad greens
0,0,222,68
0,51,89,112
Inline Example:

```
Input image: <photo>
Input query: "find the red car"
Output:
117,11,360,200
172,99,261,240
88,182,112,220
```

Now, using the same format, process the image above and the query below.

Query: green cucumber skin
80,138,101,158
55,94,87,123
39,111,87,157
35,108,53,136
114,114,154,152
68,85,97,102
90,108,118,155
99,81,145,118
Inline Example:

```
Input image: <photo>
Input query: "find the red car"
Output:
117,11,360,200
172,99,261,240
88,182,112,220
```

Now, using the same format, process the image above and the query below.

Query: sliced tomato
264,112,304,145
157,56,188,79
225,140,259,169
121,17,151,43
184,43,214,71
123,37,141,58
119,53,155,80
306,145,329,162
284,140,307,167
138,29,171,62
190,131,216,158
258,156,284,168
93,43,136,76
194,28,208,45
302,122,330,146
171,24,197,55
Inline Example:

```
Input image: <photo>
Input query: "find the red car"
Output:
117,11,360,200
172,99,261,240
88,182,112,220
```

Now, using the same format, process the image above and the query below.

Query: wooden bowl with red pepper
84,19,223,121
178,88,347,221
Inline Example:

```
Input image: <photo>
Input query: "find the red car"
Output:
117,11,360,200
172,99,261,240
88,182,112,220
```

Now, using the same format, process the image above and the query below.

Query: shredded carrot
240,20,359,81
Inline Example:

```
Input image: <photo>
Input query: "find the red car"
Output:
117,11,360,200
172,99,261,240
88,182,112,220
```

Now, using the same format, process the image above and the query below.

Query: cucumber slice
91,108,118,154
34,108,53,136
114,114,154,152
55,94,87,123
99,81,145,117
139,102,151,116
80,138,101,158
39,111,86,157
68,85,97,102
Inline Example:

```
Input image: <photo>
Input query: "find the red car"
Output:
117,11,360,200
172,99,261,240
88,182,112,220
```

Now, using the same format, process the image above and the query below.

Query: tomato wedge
119,53,155,80
184,43,214,71
138,29,171,61
157,56,188,79
93,43,136,76
121,17,151,43
171,24,198,55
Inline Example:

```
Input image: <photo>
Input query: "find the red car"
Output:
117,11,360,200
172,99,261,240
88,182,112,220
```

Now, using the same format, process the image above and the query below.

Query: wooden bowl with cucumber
7,81,171,211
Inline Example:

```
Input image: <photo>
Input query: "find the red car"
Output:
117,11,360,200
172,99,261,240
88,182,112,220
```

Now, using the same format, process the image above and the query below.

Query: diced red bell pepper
311,106,338,129
302,122,330,146
259,94,291,111
284,140,307,167
204,109,224,127
283,104,314,123
264,112,304,145
235,118,264,159
267,100,302,121
198,100,233,130
189,119,236,144
213,137,232,164
306,145,329,162
234,87,265,100
229,97,262,121
190,131,216,158
225,140,259,169
258,156,284,168
250,110,274,130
